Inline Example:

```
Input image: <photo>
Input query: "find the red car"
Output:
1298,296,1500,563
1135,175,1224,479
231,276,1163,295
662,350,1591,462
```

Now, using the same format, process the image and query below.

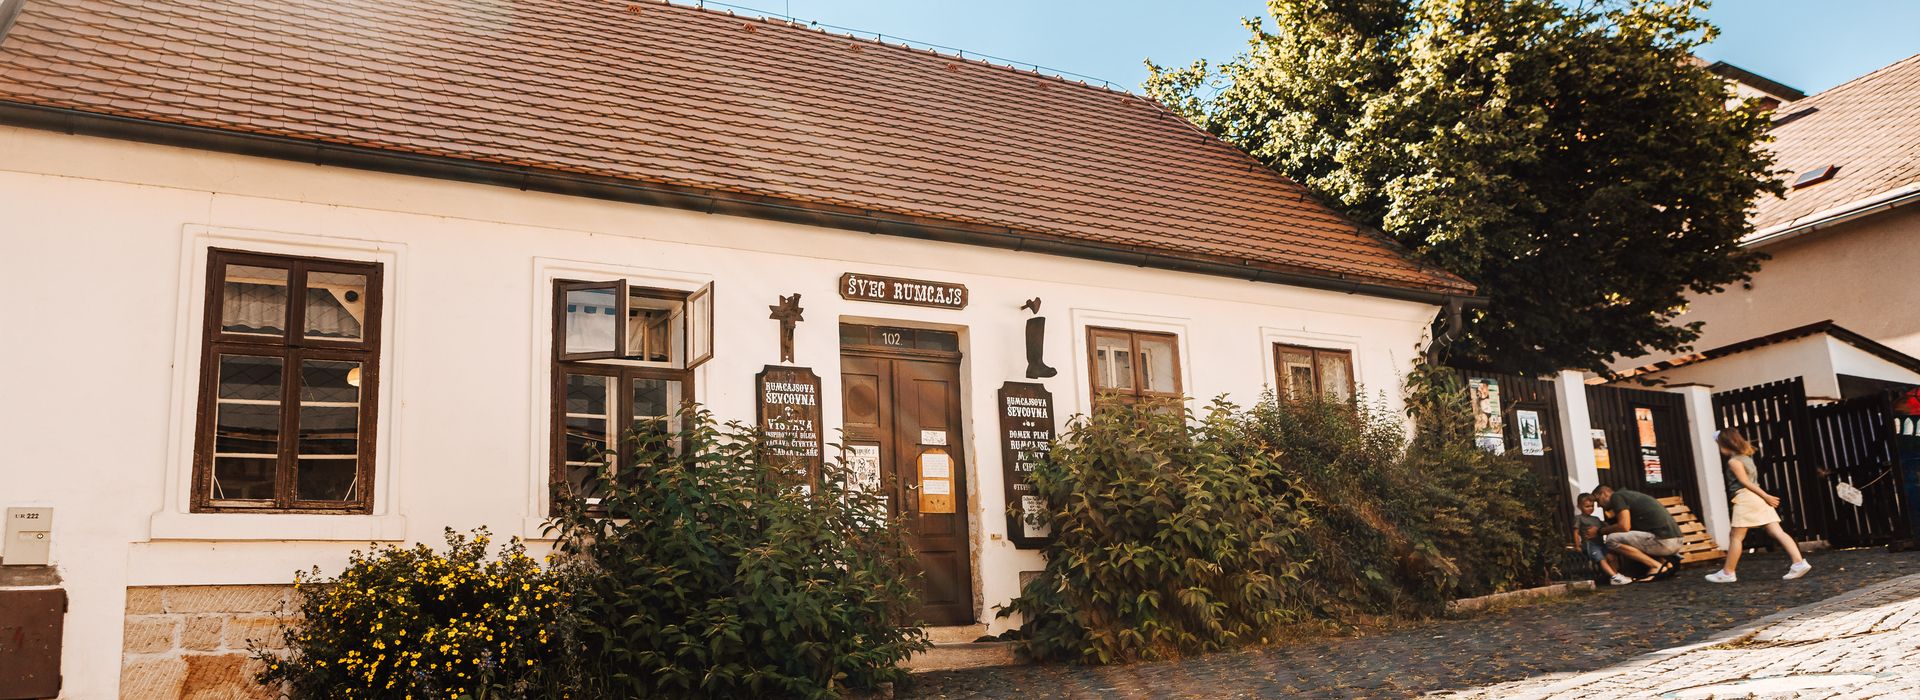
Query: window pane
562,374,614,497
1137,335,1178,394
626,293,683,364
213,457,277,501
1278,347,1315,400
221,264,289,336
297,458,358,501
212,354,282,500
631,378,684,436
1317,352,1354,401
1093,334,1133,391
305,272,368,340
563,287,619,355
297,359,362,501
916,330,959,352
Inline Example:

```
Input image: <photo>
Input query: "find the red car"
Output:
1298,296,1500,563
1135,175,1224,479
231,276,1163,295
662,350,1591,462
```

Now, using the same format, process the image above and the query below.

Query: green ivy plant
545,408,928,699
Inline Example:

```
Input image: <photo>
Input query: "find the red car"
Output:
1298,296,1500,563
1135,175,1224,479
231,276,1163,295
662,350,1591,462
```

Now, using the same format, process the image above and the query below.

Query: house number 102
881,331,904,346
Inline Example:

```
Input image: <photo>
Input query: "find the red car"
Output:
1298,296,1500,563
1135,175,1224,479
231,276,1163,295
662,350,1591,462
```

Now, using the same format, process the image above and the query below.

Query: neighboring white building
0,1,1475,696
1617,53,1920,395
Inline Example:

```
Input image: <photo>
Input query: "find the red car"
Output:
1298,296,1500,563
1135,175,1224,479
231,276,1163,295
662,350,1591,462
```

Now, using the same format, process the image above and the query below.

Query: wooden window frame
192,249,383,513
1087,327,1183,406
1273,343,1356,401
550,280,700,505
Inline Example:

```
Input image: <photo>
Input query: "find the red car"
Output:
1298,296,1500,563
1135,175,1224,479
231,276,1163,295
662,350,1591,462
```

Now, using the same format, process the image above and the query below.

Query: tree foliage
1146,0,1781,374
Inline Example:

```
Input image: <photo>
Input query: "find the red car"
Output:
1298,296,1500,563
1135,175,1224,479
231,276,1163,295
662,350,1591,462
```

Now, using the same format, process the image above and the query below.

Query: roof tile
1753,52,1920,232
0,0,1471,294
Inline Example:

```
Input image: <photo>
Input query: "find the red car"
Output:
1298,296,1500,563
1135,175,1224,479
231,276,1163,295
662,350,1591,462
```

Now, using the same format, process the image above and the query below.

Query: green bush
1000,399,1310,664
1006,366,1557,662
546,409,927,699
254,528,580,699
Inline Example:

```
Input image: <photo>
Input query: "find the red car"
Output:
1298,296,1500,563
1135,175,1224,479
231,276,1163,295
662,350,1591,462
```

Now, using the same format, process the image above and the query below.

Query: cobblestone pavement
1440,570,1920,699
900,549,1920,699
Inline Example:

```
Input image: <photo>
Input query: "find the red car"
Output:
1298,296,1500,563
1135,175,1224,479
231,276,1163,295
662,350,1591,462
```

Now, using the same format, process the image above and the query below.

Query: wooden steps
1659,495,1726,564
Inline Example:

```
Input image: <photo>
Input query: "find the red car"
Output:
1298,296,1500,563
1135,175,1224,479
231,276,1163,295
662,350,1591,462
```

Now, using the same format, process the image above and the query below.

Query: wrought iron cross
769,293,804,363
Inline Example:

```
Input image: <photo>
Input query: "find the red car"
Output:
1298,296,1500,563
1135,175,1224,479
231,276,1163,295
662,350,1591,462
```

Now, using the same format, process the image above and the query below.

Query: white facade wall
0,125,1440,698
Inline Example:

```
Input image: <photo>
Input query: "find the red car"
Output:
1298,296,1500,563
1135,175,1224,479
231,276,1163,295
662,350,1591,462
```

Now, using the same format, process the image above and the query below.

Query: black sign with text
998,381,1056,549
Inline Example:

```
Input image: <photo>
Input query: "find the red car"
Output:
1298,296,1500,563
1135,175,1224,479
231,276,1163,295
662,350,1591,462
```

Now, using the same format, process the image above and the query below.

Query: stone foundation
121,585,293,699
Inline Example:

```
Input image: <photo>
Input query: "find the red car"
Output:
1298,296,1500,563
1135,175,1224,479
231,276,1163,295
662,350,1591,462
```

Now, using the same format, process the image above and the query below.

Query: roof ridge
1797,50,1920,104
644,0,1138,97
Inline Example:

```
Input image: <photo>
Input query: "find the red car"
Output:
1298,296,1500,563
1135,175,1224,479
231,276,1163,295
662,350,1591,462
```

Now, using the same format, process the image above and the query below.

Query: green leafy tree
1146,0,1781,374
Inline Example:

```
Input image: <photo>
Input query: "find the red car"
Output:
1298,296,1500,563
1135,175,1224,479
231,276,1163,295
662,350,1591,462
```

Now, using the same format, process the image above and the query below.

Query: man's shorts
1604,530,1684,557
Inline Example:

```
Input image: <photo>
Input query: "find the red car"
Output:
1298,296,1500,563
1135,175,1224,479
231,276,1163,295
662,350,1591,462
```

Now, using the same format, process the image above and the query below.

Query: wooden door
841,337,973,626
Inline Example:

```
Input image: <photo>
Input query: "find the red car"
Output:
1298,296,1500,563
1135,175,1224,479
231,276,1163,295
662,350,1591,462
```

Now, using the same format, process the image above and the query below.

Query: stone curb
1429,572,1920,697
1446,580,1597,616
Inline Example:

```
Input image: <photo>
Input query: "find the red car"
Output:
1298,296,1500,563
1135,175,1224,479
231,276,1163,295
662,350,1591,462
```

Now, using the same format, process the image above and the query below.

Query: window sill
148,511,408,542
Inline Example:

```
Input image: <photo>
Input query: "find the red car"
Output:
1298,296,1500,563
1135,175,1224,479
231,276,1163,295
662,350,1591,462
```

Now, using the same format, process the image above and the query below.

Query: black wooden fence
1586,384,1701,517
1461,369,1574,535
1810,393,1907,547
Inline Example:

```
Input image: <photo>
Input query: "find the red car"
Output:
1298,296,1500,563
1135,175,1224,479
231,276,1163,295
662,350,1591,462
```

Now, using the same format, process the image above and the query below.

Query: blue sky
728,0,1920,96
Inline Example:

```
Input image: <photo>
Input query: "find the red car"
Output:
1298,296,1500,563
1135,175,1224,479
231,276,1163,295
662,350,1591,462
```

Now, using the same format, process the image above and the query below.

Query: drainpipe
1424,297,1468,364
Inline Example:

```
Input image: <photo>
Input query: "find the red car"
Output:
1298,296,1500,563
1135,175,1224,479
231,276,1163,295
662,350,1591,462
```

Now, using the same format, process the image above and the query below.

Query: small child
1577,493,1633,586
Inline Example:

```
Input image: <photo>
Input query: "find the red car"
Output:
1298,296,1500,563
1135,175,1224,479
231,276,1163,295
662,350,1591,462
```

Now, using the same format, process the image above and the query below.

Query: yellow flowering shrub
254,528,579,699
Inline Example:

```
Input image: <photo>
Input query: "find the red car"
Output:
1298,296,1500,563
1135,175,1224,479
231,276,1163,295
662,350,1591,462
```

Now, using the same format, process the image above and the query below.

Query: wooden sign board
998,381,1056,548
839,272,968,310
756,365,824,483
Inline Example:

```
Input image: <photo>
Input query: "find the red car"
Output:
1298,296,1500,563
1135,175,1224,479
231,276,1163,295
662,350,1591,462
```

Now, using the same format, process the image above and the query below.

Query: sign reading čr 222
839,272,968,310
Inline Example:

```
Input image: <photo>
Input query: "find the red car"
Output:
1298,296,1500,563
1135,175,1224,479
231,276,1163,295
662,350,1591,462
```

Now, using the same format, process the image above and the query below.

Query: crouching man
1592,485,1683,581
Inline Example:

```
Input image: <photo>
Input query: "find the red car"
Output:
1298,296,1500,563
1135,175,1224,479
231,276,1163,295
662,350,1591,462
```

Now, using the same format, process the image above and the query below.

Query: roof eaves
1747,183,1920,247
0,100,1480,304
1705,60,1807,102
1609,320,1920,385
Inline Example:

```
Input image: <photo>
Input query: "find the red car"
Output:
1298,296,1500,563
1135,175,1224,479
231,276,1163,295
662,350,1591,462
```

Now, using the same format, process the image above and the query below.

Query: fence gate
1586,384,1701,517
1810,393,1906,547
1712,378,1828,544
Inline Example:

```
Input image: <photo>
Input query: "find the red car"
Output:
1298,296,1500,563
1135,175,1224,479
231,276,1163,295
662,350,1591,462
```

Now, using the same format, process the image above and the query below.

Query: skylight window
1792,165,1839,189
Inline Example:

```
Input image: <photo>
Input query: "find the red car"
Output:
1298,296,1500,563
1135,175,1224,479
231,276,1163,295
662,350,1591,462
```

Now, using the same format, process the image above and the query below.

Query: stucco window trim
1067,308,1193,417
1260,327,1367,401
523,257,714,538
151,225,409,541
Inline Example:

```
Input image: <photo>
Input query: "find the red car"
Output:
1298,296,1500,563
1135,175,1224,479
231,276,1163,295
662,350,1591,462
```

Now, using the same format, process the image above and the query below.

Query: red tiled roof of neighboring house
1751,52,1920,234
0,0,1473,297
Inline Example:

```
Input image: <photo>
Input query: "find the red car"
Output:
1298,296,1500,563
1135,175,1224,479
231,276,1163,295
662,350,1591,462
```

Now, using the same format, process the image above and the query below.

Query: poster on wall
756,365,825,484
1635,407,1663,484
1516,410,1544,456
1592,429,1612,470
998,381,1057,548
1470,378,1505,454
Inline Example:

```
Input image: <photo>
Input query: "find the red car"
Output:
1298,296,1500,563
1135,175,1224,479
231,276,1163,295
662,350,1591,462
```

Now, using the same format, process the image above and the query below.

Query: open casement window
1274,344,1355,402
551,279,707,506
555,279,714,368
194,249,382,513
1088,327,1182,406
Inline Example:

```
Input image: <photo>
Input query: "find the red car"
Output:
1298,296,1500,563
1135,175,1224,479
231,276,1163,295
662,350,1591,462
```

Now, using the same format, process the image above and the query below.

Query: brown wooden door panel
841,343,974,626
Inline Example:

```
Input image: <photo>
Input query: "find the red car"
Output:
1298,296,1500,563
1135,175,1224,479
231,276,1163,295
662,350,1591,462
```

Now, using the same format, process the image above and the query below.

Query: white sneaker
1610,574,1634,586
1705,570,1738,583
1784,561,1812,580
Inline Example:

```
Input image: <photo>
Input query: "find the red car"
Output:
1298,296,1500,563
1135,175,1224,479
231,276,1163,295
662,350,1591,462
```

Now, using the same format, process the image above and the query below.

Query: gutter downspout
1425,296,1469,364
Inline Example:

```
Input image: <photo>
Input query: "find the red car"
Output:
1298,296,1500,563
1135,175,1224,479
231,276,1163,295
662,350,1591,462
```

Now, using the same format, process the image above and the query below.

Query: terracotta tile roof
1751,52,1920,233
0,0,1472,296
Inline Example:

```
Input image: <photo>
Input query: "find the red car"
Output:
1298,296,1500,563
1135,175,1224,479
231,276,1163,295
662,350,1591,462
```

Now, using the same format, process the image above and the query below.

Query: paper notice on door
920,430,948,446
920,452,952,478
922,479,952,495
